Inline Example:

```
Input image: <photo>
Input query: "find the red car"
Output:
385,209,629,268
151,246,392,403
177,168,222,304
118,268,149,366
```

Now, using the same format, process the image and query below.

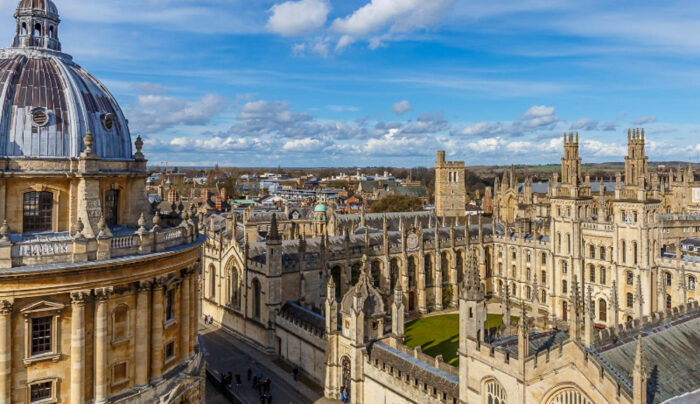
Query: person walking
293,367,298,381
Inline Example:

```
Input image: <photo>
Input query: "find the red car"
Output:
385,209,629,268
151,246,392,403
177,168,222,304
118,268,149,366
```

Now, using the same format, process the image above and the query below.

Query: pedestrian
257,380,263,395
293,367,298,381
267,394,273,404
235,374,242,392
226,371,233,389
265,378,271,393
259,394,266,404
253,375,258,388
247,367,252,381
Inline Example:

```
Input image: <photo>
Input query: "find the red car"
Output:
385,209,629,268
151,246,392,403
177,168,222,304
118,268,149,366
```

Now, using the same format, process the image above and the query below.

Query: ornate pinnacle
81,131,96,158
152,211,161,230
134,135,145,160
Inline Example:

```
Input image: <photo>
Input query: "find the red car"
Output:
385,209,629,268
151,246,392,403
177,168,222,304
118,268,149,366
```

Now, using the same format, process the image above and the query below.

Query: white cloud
392,100,413,115
570,118,599,131
126,94,227,134
282,137,328,152
267,0,330,36
632,116,657,125
331,0,455,49
513,105,560,133
467,137,506,153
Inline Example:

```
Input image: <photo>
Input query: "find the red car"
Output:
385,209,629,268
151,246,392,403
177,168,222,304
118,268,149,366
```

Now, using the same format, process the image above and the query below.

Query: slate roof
492,329,569,358
592,312,700,403
369,342,459,398
278,301,325,335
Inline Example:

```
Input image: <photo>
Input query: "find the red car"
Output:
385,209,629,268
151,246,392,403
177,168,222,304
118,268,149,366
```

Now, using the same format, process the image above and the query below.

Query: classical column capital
70,290,90,305
0,300,12,315
153,276,168,289
94,286,114,301
137,280,153,293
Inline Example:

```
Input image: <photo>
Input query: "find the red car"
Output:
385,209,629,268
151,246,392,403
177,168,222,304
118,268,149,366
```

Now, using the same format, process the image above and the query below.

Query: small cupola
12,0,61,51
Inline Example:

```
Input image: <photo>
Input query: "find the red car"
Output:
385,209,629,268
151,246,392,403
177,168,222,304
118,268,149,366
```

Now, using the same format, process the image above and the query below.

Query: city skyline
3,0,700,167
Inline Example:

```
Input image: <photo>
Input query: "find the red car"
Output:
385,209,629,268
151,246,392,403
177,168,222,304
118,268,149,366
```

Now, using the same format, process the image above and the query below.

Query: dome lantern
13,0,61,51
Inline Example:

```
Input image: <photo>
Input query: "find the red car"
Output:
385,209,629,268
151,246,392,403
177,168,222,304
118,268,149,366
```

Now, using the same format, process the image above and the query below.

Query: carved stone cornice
0,299,12,315
137,280,153,293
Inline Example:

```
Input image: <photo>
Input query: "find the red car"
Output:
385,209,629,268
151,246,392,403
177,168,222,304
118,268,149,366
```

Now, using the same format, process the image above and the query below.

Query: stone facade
435,151,467,217
0,2,205,402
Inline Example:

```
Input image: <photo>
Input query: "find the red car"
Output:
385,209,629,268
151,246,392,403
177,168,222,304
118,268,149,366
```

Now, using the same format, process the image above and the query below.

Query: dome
314,203,327,213
16,0,59,16
0,0,133,160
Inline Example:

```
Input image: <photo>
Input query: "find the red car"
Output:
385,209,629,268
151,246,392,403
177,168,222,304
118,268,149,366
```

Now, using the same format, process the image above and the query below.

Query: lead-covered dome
0,0,133,159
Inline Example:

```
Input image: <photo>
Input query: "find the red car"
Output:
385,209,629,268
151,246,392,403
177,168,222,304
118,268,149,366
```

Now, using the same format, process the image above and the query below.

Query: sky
3,0,700,168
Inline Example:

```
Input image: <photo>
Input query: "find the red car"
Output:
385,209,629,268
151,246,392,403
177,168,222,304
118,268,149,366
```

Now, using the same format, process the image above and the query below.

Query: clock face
407,233,419,250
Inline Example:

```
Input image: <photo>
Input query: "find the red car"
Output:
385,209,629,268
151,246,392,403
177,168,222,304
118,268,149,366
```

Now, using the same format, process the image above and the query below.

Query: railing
1,221,199,269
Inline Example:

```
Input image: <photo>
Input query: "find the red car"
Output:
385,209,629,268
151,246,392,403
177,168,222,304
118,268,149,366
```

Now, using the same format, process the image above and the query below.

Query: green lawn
404,313,518,366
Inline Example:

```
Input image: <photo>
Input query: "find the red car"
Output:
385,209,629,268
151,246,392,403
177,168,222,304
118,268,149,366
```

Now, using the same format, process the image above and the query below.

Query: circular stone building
0,1,204,403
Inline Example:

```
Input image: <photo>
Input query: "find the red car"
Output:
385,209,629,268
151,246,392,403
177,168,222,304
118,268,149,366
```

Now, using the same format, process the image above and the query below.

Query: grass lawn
404,313,519,366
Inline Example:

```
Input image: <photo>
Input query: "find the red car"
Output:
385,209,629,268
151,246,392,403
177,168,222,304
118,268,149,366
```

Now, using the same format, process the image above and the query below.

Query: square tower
435,151,466,217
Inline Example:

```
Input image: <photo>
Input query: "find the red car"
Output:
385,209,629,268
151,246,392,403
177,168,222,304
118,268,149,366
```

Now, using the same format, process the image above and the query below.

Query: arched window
633,242,638,265
112,304,129,342
626,271,634,285
341,357,352,400
511,283,517,296
626,292,633,308
231,267,240,308
561,261,568,274
621,240,627,263
350,263,362,286
600,267,606,285
208,265,218,300
541,270,546,283
23,191,53,233
498,263,503,276
598,299,607,322
331,266,342,298
562,280,568,294
483,379,506,404
666,294,672,309
371,261,381,288
105,190,119,226
541,253,547,266
21,22,27,36
424,255,433,287
252,279,262,320
547,387,593,404
408,257,417,288
389,259,399,291
34,23,41,37
589,245,595,259
600,246,606,260
689,276,696,291
526,286,531,300
456,251,463,284
441,252,449,284
498,280,503,295
526,268,531,281
589,264,595,283
541,290,547,303
664,272,672,287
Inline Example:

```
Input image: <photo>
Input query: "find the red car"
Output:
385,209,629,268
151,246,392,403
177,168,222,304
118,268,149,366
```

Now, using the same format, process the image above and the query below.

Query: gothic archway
545,387,593,404
483,379,506,404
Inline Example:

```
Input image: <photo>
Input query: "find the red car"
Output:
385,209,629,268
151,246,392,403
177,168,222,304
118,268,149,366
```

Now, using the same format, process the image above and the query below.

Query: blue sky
3,0,700,167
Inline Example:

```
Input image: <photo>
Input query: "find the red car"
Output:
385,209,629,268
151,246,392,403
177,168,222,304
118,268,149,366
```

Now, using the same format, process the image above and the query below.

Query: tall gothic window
598,299,607,322
342,357,352,400
547,388,593,404
23,191,53,233
424,255,433,287
600,267,606,285
689,276,696,291
210,265,217,299
626,292,633,308
484,380,506,404
105,190,119,226
252,279,261,320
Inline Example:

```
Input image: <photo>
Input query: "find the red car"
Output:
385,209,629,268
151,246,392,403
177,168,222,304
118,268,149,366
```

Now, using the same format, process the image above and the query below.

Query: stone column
180,270,191,363
191,264,200,352
94,288,112,404
0,300,11,404
150,278,165,382
70,291,88,404
135,281,151,386
189,272,196,354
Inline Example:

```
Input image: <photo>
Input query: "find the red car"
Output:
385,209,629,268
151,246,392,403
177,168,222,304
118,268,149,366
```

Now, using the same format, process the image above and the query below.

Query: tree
369,195,423,213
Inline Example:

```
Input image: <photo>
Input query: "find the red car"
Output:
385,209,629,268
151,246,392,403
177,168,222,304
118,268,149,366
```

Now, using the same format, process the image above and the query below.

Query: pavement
200,322,339,404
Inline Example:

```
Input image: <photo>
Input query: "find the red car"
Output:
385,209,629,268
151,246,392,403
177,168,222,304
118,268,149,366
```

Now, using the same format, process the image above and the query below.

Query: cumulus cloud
331,0,456,49
513,105,560,133
392,100,412,115
374,111,449,136
467,137,506,153
363,129,432,156
570,118,598,131
282,137,329,152
267,0,330,36
126,94,227,134
632,116,657,125
600,122,618,131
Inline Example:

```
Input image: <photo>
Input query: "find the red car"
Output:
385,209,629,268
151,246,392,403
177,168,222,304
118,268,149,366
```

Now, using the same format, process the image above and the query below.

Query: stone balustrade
0,220,198,268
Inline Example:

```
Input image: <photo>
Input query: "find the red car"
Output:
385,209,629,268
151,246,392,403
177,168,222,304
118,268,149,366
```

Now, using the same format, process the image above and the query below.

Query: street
200,323,338,404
